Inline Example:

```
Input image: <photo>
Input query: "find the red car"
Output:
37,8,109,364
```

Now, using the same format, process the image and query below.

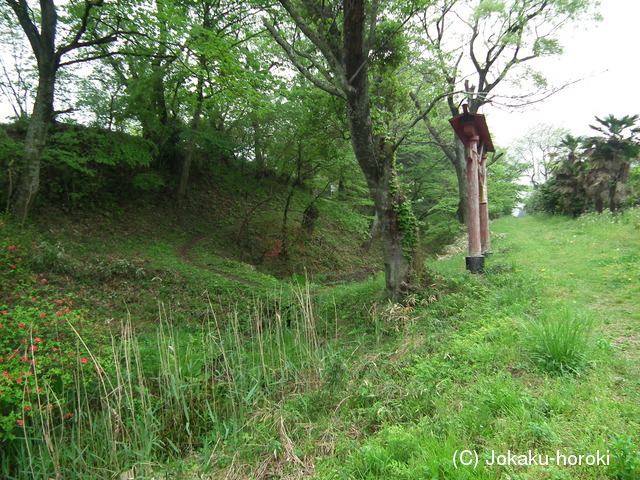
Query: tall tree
0,21,36,124
549,134,587,216
263,0,424,300
413,0,597,223
511,123,567,187
583,115,640,213
3,0,127,221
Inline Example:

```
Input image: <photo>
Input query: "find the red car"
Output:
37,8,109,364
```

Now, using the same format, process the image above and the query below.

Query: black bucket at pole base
466,256,485,273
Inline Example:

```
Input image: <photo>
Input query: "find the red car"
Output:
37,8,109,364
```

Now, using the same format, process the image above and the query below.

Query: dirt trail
175,233,264,288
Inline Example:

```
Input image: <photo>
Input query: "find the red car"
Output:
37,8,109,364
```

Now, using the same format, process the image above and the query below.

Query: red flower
18,323,25,328
8,245,15,250
35,337,42,343
16,420,23,426
29,346,38,352
39,313,46,318
41,279,47,282
64,413,73,420
31,298,36,302
16,378,22,384
80,357,89,364
24,406,31,411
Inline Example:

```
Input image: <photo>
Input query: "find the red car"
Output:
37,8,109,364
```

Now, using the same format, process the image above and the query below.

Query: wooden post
479,150,490,255
466,136,482,258
449,104,494,273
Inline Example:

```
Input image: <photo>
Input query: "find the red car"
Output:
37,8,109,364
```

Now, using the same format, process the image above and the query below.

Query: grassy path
492,213,640,371
351,211,640,480
317,211,640,480
175,232,267,288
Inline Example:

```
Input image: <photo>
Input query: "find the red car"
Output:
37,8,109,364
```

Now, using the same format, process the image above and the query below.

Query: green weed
522,304,595,375
609,433,640,480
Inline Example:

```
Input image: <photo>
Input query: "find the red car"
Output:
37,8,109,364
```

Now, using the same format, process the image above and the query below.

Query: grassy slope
310,211,640,480
19,173,382,324
2,206,639,479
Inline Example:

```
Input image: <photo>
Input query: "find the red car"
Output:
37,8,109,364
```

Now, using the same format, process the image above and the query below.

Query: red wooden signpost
449,105,495,273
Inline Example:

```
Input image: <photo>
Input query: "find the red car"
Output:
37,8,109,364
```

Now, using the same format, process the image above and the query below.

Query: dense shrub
0,222,112,439
39,124,156,208
525,180,562,215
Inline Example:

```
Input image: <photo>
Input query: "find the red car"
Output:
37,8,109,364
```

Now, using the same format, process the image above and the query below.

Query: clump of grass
522,304,595,375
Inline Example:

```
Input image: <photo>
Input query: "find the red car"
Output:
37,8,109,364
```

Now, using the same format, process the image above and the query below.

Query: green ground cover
1,210,638,479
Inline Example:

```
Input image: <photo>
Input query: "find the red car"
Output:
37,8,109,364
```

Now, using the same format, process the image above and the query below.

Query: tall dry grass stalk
3,284,332,479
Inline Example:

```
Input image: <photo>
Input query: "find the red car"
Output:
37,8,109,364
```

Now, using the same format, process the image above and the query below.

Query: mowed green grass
444,211,639,479
315,211,639,480
494,213,640,362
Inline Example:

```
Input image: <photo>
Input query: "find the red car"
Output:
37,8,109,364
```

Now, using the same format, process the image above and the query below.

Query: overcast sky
2,1,635,149
487,0,640,146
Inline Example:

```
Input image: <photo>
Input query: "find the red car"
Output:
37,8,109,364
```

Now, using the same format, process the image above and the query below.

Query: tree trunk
301,202,319,234
594,197,604,214
10,57,57,223
177,74,204,201
452,139,469,224
344,0,413,301
410,91,467,225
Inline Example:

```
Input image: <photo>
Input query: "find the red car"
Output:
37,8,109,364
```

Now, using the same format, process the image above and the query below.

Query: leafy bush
0,299,111,437
609,433,640,480
132,171,166,192
526,181,562,215
0,223,112,439
38,124,155,208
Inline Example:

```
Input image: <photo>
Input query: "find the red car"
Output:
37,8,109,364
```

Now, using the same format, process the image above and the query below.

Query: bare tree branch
275,0,347,88
262,18,345,99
